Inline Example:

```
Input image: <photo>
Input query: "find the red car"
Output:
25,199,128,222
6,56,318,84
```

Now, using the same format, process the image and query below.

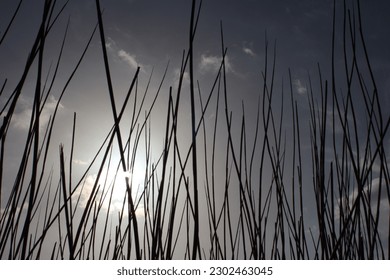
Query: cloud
359,157,381,174
12,108,32,130
173,67,190,90
335,177,388,222
199,54,233,74
105,37,144,72
293,79,307,95
1,202,29,219
199,54,219,72
73,174,97,209
72,169,144,217
11,95,63,131
242,42,257,57
105,37,115,52
243,47,256,57
118,49,142,70
73,159,89,166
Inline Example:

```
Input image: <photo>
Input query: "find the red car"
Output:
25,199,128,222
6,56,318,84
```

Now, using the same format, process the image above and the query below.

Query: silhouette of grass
0,0,388,259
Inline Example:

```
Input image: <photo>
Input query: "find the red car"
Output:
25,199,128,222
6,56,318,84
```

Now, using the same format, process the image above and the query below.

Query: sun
71,160,147,217
106,165,145,214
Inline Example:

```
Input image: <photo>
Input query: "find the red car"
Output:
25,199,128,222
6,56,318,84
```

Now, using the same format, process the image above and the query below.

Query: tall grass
0,0,388,259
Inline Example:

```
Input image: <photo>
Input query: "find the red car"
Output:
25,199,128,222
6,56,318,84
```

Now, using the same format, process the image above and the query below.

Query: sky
2,0,390,126
0,0,389,259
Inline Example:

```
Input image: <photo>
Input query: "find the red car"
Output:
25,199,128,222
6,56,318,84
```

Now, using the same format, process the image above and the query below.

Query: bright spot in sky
107,166,145,217
74,164,145,217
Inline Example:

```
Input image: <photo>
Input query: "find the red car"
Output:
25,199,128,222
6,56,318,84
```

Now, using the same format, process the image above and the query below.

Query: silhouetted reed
0,0,388,259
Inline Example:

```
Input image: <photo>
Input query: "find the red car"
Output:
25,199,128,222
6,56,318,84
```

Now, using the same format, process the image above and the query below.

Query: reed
0,0,388,259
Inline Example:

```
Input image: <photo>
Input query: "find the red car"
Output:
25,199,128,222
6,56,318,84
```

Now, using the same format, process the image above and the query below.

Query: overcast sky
1,0,389,258
1,0,390,130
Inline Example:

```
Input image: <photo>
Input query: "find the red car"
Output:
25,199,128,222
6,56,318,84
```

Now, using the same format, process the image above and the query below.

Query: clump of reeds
0,0,388,259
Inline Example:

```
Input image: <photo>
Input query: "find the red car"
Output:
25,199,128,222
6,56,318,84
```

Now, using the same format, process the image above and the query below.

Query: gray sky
1,0,389,259
2,0,390,126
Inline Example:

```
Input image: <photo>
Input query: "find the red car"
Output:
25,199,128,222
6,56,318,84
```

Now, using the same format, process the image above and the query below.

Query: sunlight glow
74,164,145,217
107,167,145,217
